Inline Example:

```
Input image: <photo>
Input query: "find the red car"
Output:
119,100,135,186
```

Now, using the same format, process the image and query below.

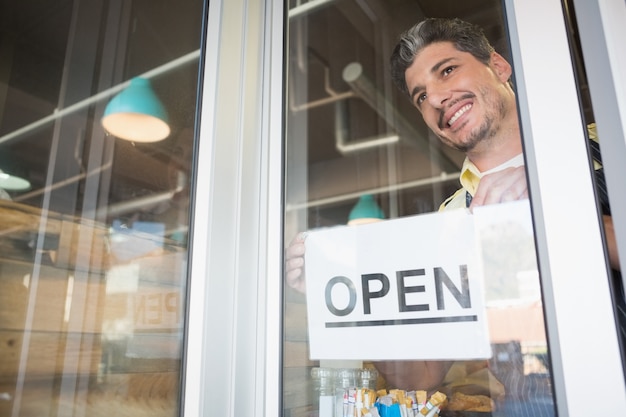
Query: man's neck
466,125,523,172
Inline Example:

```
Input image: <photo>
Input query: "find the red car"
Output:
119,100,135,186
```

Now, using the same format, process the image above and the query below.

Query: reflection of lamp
347,194,384,225
102,77,170,142
0,151,30,191
0,169,30,191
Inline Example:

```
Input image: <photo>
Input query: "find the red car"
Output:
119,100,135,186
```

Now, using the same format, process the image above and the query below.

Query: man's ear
490,51,512,82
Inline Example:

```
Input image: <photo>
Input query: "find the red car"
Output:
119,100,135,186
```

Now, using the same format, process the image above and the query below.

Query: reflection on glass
283,1,555,416
0,1,203,416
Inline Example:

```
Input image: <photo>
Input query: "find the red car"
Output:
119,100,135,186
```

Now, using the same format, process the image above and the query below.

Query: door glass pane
283,1,557,416
0,1,204,416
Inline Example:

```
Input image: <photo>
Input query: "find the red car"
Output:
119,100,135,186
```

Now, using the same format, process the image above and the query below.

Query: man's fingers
285,244,305,285
470,166,528,209
285,232,308,294
286,241,305,258
286,267,306,293
286,256,304,271
286,267,303,285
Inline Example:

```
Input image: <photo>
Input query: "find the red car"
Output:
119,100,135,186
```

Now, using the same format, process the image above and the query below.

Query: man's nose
426,86,451,108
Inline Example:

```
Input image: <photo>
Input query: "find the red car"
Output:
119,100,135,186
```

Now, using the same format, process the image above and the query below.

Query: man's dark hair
390,18,495,97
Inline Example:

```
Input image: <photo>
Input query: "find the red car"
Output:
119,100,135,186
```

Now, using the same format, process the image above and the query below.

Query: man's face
404,41,513,153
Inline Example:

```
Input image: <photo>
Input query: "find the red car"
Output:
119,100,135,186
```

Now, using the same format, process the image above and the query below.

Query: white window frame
505,0,626,415
183,0,285,416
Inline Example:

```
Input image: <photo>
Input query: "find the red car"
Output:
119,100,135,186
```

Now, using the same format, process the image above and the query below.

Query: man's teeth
447,104,472,126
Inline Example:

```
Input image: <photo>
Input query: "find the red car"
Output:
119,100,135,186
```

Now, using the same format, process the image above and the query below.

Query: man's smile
447,104,472,126
437,94,476,130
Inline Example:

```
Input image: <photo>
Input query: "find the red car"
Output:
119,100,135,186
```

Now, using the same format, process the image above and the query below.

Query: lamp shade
102,77,170,142
0,169,30,191
0,151,30,191
348,194,384,225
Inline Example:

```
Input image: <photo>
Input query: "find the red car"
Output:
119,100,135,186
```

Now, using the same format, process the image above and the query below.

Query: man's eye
416,93,427,105
443,66,456,76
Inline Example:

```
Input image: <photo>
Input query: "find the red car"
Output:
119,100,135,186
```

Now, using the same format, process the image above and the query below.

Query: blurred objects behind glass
0,0,204,416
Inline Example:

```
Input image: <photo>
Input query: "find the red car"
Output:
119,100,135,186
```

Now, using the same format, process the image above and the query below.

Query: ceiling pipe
342,62,459,172
286,170,461,212
334,99,399,154
13,161,113,202
93,170,186,219
288,0,336,19
290,65,355,112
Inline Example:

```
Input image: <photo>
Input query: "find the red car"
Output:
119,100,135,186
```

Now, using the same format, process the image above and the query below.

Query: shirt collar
460,153,525,196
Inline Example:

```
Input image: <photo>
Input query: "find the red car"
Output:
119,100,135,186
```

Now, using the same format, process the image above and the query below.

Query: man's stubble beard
437,87,508,154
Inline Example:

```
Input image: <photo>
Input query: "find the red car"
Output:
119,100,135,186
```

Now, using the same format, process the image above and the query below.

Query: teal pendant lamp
348,194,385,225
102,77,170,142
0,151,30,191
0,169,30,191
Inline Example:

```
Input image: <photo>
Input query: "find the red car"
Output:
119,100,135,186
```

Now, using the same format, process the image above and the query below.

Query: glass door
0,1,206,416
281,0,626,415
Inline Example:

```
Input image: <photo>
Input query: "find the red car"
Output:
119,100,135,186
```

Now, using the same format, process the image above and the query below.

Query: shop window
0,1,205,415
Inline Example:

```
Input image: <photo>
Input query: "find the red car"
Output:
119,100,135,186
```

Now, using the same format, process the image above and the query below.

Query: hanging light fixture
347,194,385,225
0,169,30,191
0,151,30,191
101,77,170,142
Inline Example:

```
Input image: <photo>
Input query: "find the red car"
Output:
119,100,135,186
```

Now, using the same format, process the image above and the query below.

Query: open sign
324,265,472,320
305,209,491,360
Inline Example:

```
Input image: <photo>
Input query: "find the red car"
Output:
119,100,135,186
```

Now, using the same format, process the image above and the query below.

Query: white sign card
305,207,492,361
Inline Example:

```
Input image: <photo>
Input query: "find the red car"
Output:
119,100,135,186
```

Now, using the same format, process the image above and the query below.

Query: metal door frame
183,0,626,416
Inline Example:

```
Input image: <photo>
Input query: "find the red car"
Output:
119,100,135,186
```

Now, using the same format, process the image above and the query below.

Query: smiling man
390,17,528,211
286,17,618,414
377,17,539,407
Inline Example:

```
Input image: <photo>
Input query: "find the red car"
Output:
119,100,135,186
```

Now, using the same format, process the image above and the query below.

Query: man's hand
285,232,307,294
469,166,528,209
373,360,453,393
